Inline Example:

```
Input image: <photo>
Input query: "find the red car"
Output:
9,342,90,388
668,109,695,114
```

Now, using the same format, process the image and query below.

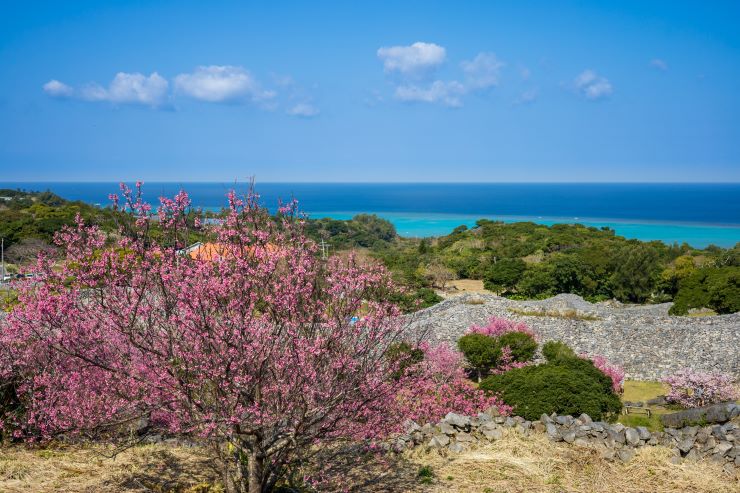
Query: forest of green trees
379,219,739,314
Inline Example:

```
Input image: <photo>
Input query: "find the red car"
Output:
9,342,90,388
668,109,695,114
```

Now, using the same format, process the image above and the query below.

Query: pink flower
662,369,738,408
584,354,625,393
466,316,536,340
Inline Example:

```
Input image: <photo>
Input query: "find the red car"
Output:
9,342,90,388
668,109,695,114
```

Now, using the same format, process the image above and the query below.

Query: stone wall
394,404,740,475
406,293,740,380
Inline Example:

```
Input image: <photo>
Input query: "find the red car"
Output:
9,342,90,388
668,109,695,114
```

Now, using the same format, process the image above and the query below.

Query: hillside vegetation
363,219,739,315
2,189,738,314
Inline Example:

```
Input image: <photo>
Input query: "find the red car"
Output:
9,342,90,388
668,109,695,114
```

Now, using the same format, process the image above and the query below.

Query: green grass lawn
618,380,669,431
621,380,667,403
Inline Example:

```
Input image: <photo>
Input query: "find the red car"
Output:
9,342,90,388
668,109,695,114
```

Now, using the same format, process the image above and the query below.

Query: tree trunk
248,451,264,493
224,447,248,493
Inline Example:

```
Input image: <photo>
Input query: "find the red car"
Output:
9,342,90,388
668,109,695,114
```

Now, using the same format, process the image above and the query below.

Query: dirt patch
447,279,489,295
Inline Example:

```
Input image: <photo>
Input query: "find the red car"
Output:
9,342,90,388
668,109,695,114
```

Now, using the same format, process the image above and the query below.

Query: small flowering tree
458,317,537,380
0,184,494,493
397,343,511,423
663,368,738,408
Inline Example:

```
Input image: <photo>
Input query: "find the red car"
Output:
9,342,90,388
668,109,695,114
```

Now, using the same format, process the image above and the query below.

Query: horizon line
2,181,740,185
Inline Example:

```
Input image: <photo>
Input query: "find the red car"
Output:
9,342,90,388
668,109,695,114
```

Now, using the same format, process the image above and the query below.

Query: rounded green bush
457,333,501,380
480,357,622,422
497,332,537,363
541,340,576,362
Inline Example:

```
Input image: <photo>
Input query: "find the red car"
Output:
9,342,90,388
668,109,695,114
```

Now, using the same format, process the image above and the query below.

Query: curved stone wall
407,293,740,380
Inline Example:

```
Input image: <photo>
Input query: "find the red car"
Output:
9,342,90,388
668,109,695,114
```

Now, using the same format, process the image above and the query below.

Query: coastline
309,211,740,248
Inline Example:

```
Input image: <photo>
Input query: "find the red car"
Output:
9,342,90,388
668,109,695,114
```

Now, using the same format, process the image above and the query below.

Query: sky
1,0,739,182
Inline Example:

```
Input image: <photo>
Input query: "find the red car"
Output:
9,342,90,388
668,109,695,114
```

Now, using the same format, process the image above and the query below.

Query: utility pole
319,238,330,259
1,237,5,282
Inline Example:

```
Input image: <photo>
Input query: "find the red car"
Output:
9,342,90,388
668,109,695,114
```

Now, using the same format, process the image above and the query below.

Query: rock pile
406,293,740,380
393,407,740,475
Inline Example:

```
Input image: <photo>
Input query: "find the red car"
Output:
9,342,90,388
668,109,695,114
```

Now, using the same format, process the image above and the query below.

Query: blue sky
1,0,739,182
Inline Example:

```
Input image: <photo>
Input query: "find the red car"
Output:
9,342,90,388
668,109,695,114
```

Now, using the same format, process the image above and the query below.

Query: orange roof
188,242,230,261
186,242,281,261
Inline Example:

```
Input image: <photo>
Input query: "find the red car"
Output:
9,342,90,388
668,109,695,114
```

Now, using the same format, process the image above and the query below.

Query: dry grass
405,429,740,493
448,279,489,294
0,443,221,493
2,431,738,492
508,307,601,321
686,310,718,318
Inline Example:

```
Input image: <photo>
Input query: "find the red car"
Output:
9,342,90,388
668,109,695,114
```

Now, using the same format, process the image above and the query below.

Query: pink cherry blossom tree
0,184,500,493
663,368,738,408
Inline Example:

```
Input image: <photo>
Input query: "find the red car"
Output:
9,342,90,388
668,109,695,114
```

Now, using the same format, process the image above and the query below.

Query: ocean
2,182,739,248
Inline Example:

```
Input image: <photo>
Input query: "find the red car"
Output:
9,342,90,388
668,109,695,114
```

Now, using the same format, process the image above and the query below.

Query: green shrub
480,357,622,422
497,332,537,363
457,333,500,381
542,340,576,362
417,465,434,484
385,342,424,380
387,287,442,313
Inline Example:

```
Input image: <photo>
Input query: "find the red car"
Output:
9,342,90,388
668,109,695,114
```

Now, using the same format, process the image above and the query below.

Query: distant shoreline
2,182,739,248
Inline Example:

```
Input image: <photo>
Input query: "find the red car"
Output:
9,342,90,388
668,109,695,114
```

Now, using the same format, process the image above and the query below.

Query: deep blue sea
2,182,739,248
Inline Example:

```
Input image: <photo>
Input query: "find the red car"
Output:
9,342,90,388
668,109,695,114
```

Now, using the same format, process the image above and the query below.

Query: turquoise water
2,182,739,248
311,212,740,248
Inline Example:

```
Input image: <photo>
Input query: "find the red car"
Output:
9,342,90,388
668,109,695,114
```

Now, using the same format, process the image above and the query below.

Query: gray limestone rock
714,441,733,456
625,428,641,446
678,438,695,454
444,412,471,429
482,427,503,441
429,434,450,449
617,449,635,462
546,423,561,441
636,426,652,440
439,422,456,435
448,442,466,453
661,403,740,428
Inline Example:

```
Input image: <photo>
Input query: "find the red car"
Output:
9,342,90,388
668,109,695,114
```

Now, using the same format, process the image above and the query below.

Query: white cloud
461,52,504,89
574,70,613,100
395,80,465,107
42,67,317,116
377,42,446,77
44,73,168,107
650,58,668,71
43,79,74,98
174,65,274,103
287,102,320,117
376,44,507,107
83,72,168,106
